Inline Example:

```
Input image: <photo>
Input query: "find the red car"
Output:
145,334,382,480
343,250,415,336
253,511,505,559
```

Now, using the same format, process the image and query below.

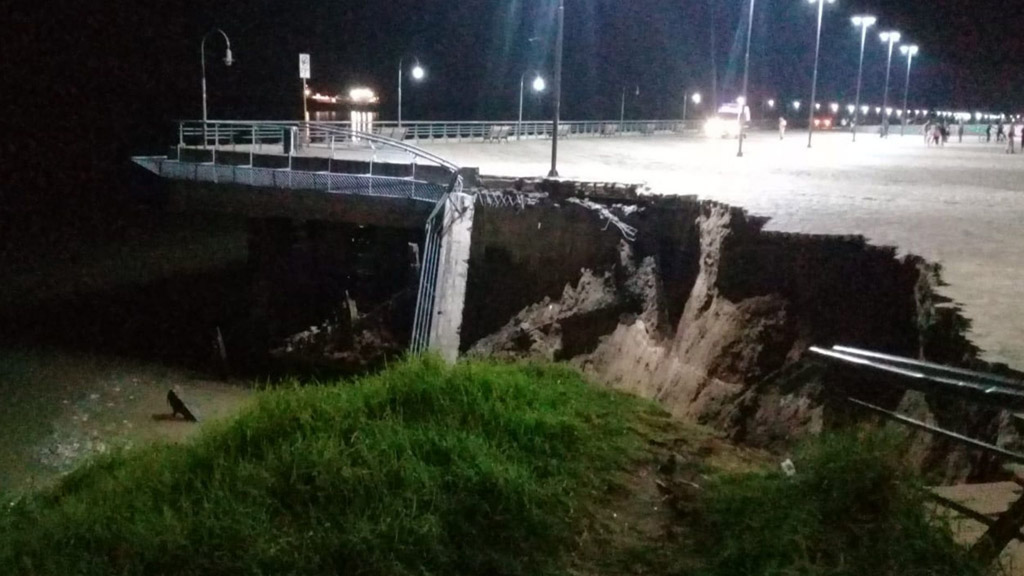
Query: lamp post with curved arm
518,73,546,140
201,28,234,145
398,58,426,127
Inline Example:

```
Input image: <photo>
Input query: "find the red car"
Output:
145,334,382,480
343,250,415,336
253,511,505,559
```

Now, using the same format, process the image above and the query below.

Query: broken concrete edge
462,194,1021,483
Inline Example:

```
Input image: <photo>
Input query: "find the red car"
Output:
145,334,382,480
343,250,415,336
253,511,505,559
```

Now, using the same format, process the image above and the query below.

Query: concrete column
428,192,475,364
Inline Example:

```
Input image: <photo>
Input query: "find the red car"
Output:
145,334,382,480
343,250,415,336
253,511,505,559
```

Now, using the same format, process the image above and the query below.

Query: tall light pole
737,0,756,157
684,92,702,122
899,44,919,136
879,30,901,138
850,15,876,142
201,28,234,146
806,0,836,149
549,0,564,178
518,73,546,140
398,58,426,127
620,85,639,131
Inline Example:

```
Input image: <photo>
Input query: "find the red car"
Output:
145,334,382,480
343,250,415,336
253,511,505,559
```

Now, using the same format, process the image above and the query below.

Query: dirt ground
0,349,253,495
422,130,1024,371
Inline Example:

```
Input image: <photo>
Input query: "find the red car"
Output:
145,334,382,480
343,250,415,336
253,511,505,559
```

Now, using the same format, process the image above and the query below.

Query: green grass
691,430,993,576
0,356,657,576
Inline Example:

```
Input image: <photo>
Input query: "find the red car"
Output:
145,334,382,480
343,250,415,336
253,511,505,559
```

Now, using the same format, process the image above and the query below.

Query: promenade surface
421,130,1023,369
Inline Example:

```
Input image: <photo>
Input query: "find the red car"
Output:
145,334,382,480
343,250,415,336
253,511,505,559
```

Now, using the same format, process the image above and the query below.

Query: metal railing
180,118,702,146
811,344,1024,566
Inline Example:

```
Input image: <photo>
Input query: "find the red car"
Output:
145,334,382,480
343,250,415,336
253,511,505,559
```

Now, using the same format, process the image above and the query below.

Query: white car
704,102,751,138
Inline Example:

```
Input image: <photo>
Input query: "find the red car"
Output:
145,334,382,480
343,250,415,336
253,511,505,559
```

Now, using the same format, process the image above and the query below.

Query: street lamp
793,100,802,111
850,15,876,142
620,85,639,131
518,72,546,140
899,44,919,136
201,28,234,146
549,0,565,178
737,0,756,157
806,0,836,149
879,30,901,137
683,91,702,121
397,58,426,127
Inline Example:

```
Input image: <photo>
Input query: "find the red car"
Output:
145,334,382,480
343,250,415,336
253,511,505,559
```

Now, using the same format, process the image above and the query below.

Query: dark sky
3,0,1021,229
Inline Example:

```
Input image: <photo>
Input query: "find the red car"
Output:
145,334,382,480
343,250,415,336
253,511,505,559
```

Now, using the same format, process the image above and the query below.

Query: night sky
3,0,1021,233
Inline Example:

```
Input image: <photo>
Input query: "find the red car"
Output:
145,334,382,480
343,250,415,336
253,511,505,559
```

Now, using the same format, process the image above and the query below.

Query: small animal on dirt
167,389,199,422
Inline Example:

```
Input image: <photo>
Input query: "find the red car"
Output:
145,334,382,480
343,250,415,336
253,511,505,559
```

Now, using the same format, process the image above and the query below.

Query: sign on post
299,53,311,79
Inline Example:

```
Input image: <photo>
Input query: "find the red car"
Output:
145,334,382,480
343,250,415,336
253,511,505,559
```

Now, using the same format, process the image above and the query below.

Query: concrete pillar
428,192,475,364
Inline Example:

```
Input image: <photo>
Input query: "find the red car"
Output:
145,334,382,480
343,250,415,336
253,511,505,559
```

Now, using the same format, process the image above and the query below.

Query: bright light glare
793,100,801,110
692,92,702,104
349,87,378,103
875,107,882,114
815,103,821,110
900,44,919,56
861,105,869,114
880,31,901,43
532,76,546,92
767,99,775,108
830,102,839,113
852,15,877,27
847,104,856,114
737,96,746,106
411,65,426,80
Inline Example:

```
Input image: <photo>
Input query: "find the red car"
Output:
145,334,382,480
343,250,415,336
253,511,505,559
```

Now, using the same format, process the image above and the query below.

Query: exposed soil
467,190,1024,483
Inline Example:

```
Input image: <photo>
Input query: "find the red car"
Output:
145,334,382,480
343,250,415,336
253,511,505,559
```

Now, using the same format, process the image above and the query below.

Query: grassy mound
0,357,658,576
691,431,992,576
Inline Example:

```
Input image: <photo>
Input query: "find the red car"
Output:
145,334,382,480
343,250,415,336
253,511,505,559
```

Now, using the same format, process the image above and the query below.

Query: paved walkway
420,131,1024,370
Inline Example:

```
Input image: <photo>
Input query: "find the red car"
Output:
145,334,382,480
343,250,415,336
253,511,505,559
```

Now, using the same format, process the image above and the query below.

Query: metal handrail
181,118,701,144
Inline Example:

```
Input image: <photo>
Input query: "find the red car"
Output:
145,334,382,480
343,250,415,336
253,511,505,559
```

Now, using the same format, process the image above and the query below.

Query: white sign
299,53,311,79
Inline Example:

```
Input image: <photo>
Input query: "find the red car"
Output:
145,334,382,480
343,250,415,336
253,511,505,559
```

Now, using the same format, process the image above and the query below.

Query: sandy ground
932,482,1024,573
417,131,1024,370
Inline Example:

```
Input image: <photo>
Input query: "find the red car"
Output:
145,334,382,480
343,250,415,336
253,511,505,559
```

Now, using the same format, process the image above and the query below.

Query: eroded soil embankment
468,195,1022,483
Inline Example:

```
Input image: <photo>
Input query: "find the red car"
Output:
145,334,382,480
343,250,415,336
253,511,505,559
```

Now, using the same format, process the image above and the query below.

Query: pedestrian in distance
986,124,993,142
997,121,1005,143
958,122,964,143
778,116,787,140
923,121,931,145
1020,123,1023,151
1007,123,1017,154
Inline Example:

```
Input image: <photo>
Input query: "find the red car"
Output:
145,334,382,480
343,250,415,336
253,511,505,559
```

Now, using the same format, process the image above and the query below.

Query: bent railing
811,345,1024,566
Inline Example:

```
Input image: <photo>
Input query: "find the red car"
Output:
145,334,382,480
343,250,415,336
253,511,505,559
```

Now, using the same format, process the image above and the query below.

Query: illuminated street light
683,91,701,120
398,58,426,126
518,72,546,140
861,105,869,115
793,100,802,111
830,102,839,114
847,104,856,114
806,0,837,149
898,44,919,136
201,28,234,145
878,30,901,137
737,0,757,157
767,98,775,108
875,106,882,114
850,15,876,142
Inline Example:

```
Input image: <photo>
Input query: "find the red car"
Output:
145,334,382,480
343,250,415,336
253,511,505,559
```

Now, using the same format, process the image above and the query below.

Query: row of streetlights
732,0,922,154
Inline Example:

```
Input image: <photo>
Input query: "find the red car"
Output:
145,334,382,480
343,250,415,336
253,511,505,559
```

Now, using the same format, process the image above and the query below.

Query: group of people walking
921,120,1023,153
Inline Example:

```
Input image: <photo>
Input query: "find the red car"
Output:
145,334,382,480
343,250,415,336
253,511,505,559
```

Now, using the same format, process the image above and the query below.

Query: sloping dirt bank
467,183,1022,483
